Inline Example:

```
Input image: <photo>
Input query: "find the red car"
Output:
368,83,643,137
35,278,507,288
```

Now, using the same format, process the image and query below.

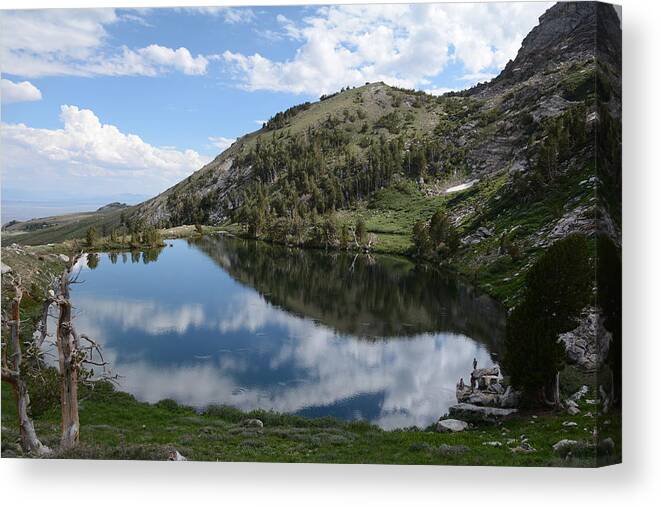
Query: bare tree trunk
55,267,80,449
1,281,50,456
553,371,561,408
541,372,562,409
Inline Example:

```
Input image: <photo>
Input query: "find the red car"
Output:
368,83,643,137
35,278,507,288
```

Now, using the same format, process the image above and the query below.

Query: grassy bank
1,381,620,466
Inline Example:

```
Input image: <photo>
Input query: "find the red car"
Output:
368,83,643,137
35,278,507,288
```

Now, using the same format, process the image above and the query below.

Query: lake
69,236,505,429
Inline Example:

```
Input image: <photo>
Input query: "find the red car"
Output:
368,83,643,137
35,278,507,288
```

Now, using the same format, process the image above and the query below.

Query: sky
0,2,553,204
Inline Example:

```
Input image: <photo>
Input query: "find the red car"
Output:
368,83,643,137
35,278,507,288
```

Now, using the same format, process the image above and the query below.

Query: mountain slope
129,2,619,242
4,2,621,309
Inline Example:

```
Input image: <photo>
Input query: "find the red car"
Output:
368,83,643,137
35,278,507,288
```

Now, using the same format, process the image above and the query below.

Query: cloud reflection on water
71,239,499,429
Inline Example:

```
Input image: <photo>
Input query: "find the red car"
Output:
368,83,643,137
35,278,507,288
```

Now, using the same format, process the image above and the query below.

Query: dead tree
39,255,113,450
55,264,80,449
1,276,51,456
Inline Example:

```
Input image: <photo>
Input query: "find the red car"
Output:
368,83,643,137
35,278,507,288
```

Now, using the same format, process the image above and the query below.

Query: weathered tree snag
1,278,51,456
35,254,114,451
54,264,80,449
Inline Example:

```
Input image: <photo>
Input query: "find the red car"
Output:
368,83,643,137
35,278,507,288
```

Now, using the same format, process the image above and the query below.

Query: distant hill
96,202,129,213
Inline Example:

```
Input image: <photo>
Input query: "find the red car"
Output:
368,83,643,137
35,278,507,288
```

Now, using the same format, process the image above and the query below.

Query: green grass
1,381,621,466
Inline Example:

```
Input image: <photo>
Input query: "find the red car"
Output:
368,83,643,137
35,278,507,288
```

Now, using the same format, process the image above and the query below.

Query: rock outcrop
558,308,611,370
449,404,518,424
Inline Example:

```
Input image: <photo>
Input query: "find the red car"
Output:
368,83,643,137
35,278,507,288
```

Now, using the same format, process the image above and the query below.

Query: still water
70,236,505,429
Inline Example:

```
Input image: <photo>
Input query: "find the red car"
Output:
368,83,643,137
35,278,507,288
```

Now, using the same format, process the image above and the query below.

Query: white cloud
223,2,553,96
0,9,209,78
1,105,210,197
208,136,236,151
424,87,456,96
180,6,255,24
222,8,256,24
84,45,209,76
1,78,42,104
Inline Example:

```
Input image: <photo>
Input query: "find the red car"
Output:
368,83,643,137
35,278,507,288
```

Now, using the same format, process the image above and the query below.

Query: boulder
487,382,505,395
167,449,187,461
456,385,520,409
435,419,468,433
242,418,264,429
552,439,578,455
499,386,521,408
448,403,517,424
1,262,11,275
567,405,580,416
472,366,500,379
511,442,536,454
570,385,589,402
58,254,70,263
598,437,615,456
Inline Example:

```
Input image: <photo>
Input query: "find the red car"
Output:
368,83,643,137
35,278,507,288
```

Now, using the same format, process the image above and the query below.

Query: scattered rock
242,418,264,429
562,421,578,427
435,419,469,433
482,441,502,447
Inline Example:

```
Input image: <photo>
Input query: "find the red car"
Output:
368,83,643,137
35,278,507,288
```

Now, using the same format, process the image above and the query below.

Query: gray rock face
448,403,517,424
558,308,611,370
435,419,469,433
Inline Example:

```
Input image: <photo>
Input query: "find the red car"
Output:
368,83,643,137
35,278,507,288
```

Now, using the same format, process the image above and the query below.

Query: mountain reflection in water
69,236,505,429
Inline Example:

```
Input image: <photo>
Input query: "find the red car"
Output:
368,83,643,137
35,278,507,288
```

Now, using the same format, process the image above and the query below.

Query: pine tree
503,234,592,402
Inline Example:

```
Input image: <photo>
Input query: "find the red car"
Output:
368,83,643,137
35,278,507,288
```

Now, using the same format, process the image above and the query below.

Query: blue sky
1,2,551,203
